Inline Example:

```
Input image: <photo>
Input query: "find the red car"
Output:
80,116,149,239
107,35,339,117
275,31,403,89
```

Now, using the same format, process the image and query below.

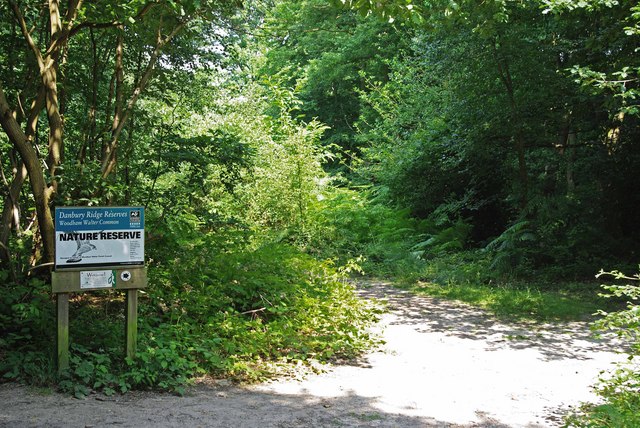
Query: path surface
0,280,627,427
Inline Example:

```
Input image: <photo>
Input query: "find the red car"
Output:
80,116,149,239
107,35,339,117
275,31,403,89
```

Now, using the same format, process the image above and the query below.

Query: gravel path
0,280,627,427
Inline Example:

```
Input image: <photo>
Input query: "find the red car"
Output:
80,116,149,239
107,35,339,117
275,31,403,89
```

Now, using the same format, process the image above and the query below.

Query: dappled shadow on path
1,281,625,428
0,382,520,428
356,280,626,362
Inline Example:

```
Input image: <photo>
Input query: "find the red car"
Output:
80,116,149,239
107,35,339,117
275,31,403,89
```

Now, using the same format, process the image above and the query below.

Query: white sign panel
80,270,116,289
55,207,145,269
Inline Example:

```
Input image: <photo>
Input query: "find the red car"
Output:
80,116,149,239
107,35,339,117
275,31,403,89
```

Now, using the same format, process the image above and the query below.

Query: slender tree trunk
103,25,125,171
43,65,63,191
556,117,576,195
0,163,27,261
102,72,116,161
100,20,187,179
566,133,576,194
0,83,55,263
0,89,45,262
0,153,24,281
492,39,528,211
43,0,66,191
79,28,100,164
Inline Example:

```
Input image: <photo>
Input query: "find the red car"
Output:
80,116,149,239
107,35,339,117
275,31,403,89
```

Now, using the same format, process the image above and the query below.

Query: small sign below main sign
80,270,116,289
55,206,145,269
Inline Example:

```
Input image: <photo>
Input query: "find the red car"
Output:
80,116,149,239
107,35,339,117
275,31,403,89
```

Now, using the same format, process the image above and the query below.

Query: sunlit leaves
79,0,152,23
569,65,640,115
330,0,425,23
544,0,640,117
540,0,620,14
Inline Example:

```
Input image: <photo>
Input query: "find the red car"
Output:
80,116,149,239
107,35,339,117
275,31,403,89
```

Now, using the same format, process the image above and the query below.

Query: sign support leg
57,292,69,373
125,289,138,359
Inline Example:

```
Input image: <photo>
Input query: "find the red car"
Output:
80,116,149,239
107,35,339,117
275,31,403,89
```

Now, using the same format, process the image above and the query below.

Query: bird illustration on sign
66,232,97,263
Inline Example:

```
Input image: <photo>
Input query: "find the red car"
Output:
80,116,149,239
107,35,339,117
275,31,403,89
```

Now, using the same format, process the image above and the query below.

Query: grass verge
401,280,610,322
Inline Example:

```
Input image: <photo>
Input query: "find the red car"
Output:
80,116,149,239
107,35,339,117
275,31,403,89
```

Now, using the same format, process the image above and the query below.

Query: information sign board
80,270,116,289
55,207,144,269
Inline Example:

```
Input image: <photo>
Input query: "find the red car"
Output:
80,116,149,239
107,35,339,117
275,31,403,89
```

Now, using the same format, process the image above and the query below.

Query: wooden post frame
57,293,69,372
51,266,147,373
125,289,138,359
52,206,146,374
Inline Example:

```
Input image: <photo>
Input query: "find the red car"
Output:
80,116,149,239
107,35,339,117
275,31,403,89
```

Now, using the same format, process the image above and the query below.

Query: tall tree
260,0,406,162
338,0,640,272
0,0,242,266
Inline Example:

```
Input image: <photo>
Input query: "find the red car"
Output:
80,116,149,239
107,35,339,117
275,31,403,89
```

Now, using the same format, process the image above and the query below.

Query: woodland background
0,0,638,425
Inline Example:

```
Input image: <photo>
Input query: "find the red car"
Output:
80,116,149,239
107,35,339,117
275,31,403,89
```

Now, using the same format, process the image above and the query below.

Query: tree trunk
0,89,44,262
566,133,576,194
0,83,55,263
492,39,528,211
100,20,187,179
43,65,63,191
43,0,66,191
79,28,100,164
0,162,27,262
103,25,125,171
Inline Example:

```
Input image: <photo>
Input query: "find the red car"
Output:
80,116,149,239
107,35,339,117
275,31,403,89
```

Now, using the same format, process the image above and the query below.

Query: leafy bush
411,218,473,258
566,269,640,427
485,220,537,276
298,184,486,282
1,214,380,397
303,186,431,277
0,273,56,386
416,250,493,287
147,225,381,366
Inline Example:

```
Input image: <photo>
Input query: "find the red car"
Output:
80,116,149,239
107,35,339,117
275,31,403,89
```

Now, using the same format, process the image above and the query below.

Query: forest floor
0,279,628,428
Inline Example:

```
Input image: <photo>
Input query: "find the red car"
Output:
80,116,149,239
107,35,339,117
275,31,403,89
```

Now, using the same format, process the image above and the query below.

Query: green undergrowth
0,237,381,397
407,280,604,321
566,371,640,428
398,252,612,322
564,270,640,428
306,190,613,322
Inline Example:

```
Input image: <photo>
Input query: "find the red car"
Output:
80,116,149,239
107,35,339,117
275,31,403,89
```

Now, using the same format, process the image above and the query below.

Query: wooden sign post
52,207,146,373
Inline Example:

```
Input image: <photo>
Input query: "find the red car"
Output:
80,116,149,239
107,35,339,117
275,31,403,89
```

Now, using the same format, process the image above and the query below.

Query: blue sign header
55,206,145,269
55,207,144,232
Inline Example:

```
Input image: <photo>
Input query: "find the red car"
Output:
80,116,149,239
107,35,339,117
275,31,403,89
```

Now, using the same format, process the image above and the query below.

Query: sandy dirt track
0,280,627,427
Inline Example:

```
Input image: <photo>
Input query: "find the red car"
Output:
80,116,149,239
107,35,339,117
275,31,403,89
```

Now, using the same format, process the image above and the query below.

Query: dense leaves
0,1,639,419
566,269,640,427
0,0,381,393
260,0,407,164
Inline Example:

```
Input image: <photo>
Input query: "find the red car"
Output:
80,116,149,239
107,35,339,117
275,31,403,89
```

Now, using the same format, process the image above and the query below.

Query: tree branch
68,1,160,37
0,80,55,263
100,18,188,178
9,0,45,72
68,19,121,37
66,0,84,24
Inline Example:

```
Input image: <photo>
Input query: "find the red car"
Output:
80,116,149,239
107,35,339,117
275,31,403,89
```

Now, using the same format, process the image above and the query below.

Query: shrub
566,269,640,427
1,231,380,396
